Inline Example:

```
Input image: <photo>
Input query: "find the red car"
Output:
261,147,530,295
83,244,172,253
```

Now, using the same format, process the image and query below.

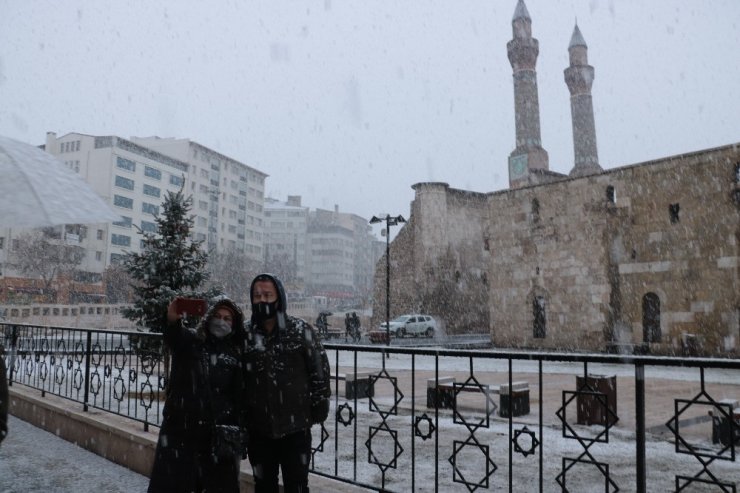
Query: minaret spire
564,23,602,176
507,0,549,188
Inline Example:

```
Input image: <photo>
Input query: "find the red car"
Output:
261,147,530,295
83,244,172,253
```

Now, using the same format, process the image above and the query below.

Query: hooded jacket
148,297,246,493
243,273,331,439
0,344,8,446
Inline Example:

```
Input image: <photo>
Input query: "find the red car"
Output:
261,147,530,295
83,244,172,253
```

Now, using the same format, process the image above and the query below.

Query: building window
170,174,184,187
113,194,134,209
115,175,135,190
0,237,3,249
111,234,131,247
116,156,136,172
669,203,680,223
143,184,161,198
96,229,104,240
113,216,132,228
110,253,124,265
95,251,102,261
606,185,616,204
142,202,159,216
642,293,661,343
141,220,157,233
144,166,162,180
533,296,547,338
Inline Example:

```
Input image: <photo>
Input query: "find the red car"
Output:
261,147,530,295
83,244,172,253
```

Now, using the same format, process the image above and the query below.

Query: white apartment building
0,132,266,293
263,196,309,293
130,137,266,260
261,198,379,305
307,206,378,302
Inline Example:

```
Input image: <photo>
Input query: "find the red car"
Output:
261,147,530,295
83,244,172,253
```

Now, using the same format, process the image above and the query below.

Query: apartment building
0,132,266,303
263,196,309,293
130,137,267,260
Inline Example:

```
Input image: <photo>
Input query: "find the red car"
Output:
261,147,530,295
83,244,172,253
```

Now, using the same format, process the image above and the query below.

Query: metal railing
316,344,740,492
3,322,739,491
2,322,165,432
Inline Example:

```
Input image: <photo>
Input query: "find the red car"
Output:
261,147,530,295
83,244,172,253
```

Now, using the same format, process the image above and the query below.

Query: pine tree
121,190,218,333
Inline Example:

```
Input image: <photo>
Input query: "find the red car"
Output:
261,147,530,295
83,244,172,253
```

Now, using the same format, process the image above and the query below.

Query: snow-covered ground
309,349,740,492
0,415,149,493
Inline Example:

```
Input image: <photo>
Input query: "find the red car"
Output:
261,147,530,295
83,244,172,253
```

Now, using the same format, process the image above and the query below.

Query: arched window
606,185,616,204
531,198,540,223
533,295,547,338
642,293,661,343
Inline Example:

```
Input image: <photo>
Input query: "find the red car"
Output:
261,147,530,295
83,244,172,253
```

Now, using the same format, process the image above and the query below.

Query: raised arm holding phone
148,296,246,493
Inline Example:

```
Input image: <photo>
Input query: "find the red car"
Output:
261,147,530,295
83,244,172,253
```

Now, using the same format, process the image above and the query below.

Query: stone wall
384,144,740,354
371,183,490,334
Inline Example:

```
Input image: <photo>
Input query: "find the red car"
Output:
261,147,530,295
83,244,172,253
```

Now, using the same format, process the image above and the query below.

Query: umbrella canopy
0,135,120,228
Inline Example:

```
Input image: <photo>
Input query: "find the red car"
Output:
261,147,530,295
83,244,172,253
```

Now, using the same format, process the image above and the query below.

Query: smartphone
174,298,207,317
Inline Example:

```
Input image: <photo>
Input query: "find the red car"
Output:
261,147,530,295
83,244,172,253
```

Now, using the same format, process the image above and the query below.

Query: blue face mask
252,301,278,322
209,318,233,338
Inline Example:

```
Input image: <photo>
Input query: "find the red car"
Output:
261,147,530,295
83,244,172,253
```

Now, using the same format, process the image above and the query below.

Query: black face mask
252,301,278,322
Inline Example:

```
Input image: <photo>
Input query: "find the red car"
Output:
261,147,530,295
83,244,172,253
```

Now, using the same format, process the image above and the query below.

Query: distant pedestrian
148,296,247,493
0,343,8,447
345,313,352,342
315,312,329,337
243,273,331,492
351,312,361,342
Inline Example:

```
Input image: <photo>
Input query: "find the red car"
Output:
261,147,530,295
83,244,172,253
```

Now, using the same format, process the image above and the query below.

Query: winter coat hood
249,273,288,330
197,296,246,341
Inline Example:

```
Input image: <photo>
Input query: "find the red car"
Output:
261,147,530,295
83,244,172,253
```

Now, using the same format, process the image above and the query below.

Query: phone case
175,298,207,317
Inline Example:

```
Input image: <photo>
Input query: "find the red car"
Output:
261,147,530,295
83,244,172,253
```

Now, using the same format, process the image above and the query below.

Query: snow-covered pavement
0,415,149,493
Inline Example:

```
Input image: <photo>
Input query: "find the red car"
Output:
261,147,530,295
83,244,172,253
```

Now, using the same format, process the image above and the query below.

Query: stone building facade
371,1,740,355
379,145,740,354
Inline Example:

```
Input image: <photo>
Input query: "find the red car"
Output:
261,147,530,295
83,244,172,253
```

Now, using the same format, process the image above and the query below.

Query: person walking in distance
243,273,331,492
0,343,8,447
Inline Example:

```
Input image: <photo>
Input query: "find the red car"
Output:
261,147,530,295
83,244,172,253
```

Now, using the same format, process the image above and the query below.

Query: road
326,332,492,348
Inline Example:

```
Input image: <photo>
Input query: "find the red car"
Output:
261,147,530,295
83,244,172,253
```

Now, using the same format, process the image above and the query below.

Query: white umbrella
0,135,120,228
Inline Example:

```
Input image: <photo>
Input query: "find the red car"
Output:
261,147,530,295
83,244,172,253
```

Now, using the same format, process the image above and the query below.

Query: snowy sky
1,0,738,236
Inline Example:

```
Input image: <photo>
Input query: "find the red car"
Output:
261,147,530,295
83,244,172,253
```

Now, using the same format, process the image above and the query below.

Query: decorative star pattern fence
3,323,739,491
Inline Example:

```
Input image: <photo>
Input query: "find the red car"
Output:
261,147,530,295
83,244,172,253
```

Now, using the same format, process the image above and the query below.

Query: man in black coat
0,343,8,447
243,273,331,493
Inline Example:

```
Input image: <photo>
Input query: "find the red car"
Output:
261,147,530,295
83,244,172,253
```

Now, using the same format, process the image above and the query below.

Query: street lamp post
369,214,406,346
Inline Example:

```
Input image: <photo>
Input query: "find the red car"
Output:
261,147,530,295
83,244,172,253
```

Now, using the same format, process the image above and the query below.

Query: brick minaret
507,0,549,189
564,23,602,176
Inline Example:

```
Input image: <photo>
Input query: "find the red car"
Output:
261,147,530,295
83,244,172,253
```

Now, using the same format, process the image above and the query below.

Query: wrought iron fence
1,322,165,431
316,343,740,493
2,322,740,491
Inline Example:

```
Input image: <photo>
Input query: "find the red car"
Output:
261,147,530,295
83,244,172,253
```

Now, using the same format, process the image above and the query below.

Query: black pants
248,428,312,493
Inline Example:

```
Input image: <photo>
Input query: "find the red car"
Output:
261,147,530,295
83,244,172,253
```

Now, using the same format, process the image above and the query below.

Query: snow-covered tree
9,227,85,302
121,190,218,333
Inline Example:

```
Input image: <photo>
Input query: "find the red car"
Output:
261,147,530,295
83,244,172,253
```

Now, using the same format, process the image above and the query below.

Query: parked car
380,314,437,338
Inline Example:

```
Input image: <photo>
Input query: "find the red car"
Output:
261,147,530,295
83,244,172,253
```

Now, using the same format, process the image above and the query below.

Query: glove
311,398,329,424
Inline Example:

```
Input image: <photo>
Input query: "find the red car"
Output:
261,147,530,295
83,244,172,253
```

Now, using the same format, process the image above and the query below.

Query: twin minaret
507,0,601,188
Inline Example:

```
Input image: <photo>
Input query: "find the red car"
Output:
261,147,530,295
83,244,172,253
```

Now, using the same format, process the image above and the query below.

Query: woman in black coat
148,297,246,493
